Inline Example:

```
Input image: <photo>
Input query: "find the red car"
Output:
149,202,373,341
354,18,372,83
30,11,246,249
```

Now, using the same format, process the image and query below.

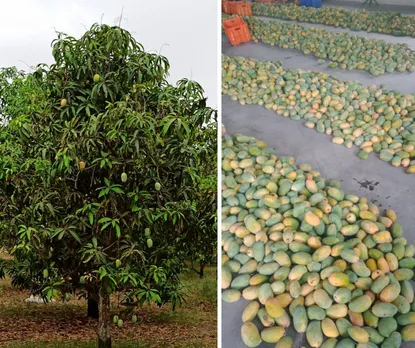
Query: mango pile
227,15,415,76
222,132,415,347
251,3,415,38
222,55,415,174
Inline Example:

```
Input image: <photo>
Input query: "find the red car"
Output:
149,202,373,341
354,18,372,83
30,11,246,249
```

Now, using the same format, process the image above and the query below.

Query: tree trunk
98,290,112,348
199,263,205,278
88,296,99,319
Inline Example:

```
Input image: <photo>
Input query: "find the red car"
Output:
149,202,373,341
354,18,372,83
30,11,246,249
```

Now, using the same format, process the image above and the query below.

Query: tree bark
98,290,112,348
199,264,205,278
88,296,99,319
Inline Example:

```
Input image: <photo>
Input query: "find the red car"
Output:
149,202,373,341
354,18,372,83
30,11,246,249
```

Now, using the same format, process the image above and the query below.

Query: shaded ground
0,265,217,348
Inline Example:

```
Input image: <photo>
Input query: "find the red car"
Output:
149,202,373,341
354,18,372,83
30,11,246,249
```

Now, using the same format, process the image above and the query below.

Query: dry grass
6,342,212,348
0,265,217,347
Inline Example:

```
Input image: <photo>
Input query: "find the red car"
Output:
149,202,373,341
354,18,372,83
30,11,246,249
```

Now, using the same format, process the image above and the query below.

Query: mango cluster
251,3,415,38
224,15,415,76
222,55,415,174
222,132,415,347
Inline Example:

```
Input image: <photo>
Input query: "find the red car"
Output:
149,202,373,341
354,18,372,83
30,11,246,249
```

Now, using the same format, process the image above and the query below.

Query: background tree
181,122,217,278
0,23,216,348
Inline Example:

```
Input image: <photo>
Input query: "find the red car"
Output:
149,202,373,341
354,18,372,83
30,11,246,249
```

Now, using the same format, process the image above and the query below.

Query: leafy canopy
0,23,217,308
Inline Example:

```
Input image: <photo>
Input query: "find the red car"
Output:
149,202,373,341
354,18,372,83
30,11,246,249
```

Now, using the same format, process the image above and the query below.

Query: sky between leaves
0,0,218,108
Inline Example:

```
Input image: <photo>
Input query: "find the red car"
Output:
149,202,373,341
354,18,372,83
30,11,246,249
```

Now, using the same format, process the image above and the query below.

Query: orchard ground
0,256,217,348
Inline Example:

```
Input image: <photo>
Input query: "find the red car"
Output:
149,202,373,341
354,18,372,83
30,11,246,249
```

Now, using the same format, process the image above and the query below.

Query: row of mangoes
251,3,415,38
222,14,415,76
222,55,415,174
222,132,415,347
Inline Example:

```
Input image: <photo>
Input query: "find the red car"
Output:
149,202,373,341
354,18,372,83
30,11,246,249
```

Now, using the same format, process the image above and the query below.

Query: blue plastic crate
311,0,322,8
300,0,321,7
300,0,311,6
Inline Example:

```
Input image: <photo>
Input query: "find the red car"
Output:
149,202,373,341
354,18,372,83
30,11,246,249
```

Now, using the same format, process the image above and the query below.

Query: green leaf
64,156,70,168
69,229,81,244
88,213,94,225
111,187,124,194
101,222,111,231
46,288,53,301
98,188,109,198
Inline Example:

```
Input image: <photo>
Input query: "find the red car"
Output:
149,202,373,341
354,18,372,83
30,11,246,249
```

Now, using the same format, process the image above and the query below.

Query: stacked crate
222,1,231,14
223,17,251,46
222,1,253,16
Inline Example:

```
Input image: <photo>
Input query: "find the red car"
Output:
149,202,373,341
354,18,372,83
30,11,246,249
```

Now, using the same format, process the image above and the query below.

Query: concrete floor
222,5,415,348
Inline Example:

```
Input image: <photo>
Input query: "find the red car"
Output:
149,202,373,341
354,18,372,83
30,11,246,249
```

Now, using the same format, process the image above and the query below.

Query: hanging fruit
147,238,153,248
115,259,122,268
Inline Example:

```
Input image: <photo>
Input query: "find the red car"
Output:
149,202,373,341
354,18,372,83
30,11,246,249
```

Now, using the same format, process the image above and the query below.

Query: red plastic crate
236,2,252,16
228,1,241,14
222,1,231,14
224,17,251,46
223,16,246,30
228,1,252,16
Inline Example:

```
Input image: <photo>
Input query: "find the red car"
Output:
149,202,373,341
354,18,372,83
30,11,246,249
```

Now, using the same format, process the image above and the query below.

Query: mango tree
0,23,216,348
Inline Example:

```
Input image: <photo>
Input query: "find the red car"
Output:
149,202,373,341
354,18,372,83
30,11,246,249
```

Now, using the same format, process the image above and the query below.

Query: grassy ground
0,265,217,348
